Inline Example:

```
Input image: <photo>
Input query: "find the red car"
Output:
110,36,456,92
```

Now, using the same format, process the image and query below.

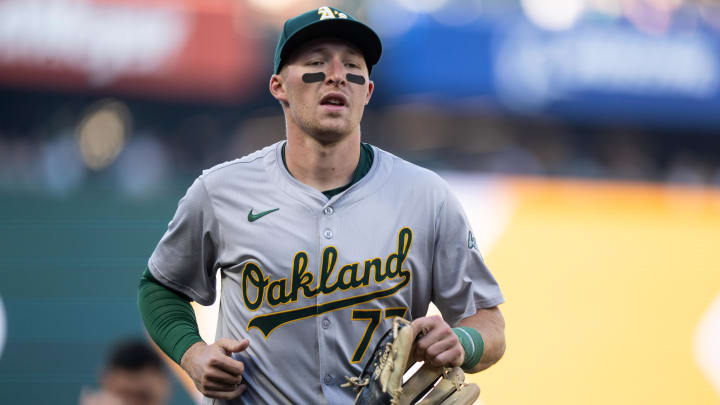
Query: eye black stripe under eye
301,72,366,85
346,74,365,85
302,72,325,83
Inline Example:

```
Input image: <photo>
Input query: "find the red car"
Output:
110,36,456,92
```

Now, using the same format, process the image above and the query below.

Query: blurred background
0,0,719,404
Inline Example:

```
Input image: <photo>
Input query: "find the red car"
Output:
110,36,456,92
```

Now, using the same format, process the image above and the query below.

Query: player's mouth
320,93,347,112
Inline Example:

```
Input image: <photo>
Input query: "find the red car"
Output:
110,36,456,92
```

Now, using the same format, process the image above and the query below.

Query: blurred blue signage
377,15,720,128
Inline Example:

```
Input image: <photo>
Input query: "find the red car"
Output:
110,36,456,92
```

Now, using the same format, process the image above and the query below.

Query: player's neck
285,131,361,193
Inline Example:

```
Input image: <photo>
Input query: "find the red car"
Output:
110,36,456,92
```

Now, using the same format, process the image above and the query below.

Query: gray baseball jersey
148,141,504,404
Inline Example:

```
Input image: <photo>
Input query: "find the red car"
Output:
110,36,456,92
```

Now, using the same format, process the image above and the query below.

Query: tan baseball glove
343,317,480,405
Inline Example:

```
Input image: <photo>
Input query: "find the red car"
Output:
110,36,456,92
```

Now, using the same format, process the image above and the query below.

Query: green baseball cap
273,6,382,75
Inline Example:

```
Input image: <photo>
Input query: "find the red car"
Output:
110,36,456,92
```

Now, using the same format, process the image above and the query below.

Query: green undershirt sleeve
137,268,204,365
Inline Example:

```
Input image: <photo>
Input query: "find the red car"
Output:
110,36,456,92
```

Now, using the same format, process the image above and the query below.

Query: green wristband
452,326,484,370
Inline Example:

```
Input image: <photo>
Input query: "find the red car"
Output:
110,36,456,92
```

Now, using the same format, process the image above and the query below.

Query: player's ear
365,80,374,106
269,74,288,104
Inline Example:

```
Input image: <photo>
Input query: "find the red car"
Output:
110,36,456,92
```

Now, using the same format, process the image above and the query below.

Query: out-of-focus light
245,0,359,29
115,134,169,196
367,0,419,38
246,0,302,14
42,132,86,194
588,0,624,17
431,0,484,26
699,0,720,31
521,0,586,31
646,0,684,12
0,0,189,87
623,0,674,35
76,100,131,170
395,0,451,14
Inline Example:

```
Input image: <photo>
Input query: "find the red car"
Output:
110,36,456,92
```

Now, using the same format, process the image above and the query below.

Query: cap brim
278,18,382,74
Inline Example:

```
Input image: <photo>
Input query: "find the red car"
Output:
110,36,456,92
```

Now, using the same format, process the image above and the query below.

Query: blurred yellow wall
469,178,720,405
187,176,720,404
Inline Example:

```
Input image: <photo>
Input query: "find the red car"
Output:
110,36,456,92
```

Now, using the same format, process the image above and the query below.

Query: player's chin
311,129,348,145
311,122,353,143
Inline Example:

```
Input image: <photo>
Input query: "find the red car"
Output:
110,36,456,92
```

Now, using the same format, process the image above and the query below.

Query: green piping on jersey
137,268,203,365
281,142,374,198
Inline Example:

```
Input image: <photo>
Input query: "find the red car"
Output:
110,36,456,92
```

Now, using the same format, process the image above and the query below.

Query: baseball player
138,6,505,404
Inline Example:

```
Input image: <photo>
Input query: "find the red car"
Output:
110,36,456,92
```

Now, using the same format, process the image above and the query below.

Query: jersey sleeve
148,176,221,305
431,187,504,326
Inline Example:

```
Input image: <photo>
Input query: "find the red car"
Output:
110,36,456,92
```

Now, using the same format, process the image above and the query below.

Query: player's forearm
457,306,506,373
137,268,204,365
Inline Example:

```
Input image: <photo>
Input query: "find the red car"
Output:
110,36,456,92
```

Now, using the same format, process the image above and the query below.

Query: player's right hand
411,315,464,368
180,338,249,400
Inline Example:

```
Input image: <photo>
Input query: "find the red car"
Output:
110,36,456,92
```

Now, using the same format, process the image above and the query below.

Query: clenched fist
411,315,464,368
180,338,249,400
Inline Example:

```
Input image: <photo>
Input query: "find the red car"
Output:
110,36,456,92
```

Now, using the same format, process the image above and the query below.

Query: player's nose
324,58,346,86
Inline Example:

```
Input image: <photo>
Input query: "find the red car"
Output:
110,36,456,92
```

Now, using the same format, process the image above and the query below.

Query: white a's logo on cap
318,6,347,20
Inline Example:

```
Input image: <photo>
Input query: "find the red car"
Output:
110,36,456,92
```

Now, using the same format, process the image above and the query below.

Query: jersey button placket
321,204,335,240
318,204,338,398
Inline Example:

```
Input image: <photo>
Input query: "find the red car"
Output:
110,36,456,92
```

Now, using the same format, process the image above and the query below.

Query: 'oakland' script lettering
242,227,414,337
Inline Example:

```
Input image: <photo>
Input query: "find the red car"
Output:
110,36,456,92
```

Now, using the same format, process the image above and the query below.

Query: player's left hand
411,315,464,367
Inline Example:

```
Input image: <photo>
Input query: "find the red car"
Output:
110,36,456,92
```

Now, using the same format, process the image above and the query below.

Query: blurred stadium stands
1,0,719,194
1,0,719,404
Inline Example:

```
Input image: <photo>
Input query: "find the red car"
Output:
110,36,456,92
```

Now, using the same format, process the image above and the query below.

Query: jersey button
323,229,333,239
322,319,331,329
324,374,334,385
323,206,334,215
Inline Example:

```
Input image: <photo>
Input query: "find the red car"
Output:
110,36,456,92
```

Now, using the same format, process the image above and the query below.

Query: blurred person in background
79,338,170,405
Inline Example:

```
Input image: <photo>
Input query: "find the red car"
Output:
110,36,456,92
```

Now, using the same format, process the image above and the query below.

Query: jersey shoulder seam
201,144,277,178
